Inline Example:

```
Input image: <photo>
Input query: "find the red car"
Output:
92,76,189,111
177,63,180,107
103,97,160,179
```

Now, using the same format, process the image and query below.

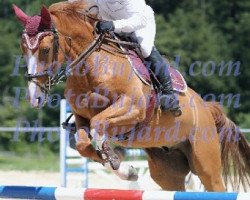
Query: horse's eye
41,47,50,55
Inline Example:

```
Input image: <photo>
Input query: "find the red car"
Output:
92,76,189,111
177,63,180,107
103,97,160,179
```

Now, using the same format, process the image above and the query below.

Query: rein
50,33,105,85
24,9,138,105
104,37,140,48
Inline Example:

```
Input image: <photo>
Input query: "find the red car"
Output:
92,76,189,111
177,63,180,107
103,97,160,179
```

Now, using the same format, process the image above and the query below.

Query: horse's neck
54,16,135,93
53,13,95,59
67,46,134,94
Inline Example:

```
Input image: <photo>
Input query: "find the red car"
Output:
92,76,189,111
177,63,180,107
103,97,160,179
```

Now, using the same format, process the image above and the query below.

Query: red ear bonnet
13,5,52,36
40,6,52,29
13,4,29,26
13,4,53,50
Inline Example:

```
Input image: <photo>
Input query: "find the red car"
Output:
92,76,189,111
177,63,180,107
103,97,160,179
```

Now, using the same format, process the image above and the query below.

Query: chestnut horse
14,1,250,191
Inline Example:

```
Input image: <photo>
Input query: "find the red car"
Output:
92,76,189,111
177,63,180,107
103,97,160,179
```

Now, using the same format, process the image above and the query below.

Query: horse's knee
76,141,94,158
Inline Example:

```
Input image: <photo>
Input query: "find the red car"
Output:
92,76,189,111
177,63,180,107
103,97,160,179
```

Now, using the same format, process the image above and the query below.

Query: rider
69,0,182,116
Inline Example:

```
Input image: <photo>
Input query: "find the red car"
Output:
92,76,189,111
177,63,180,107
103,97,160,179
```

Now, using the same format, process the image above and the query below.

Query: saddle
114,34,187,93
128,50,187,93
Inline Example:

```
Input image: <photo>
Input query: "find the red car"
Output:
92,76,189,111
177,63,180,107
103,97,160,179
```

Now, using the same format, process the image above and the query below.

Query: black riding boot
146,47,182,116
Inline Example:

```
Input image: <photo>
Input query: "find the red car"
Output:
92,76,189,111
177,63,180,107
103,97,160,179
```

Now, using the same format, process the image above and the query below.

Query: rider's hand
96,21,115,34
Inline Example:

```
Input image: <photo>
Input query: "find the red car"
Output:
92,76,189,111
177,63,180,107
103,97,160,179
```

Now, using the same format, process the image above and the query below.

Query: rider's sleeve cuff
113,21,123,33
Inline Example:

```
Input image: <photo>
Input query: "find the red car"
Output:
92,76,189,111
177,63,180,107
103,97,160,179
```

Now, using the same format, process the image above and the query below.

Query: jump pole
0,186,249,200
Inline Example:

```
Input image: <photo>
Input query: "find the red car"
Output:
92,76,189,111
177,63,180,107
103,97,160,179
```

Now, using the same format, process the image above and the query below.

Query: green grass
0,152,59,171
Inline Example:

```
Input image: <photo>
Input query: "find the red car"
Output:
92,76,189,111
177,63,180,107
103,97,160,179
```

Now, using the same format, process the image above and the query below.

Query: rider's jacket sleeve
112,0,153,33
69,0,154,34
113,14,147,33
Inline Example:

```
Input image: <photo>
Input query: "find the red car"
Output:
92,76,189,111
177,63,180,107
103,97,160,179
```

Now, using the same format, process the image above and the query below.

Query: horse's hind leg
145,147,190,191
190,131,226,191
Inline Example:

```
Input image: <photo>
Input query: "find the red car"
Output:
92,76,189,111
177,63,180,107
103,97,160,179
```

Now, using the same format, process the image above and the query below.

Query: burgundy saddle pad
128,50,187,93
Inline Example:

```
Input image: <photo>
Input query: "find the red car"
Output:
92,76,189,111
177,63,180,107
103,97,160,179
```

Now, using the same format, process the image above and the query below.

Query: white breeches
134,17,156,58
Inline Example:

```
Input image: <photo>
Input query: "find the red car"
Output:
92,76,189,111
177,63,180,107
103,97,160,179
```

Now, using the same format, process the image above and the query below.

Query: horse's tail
207,102,250,191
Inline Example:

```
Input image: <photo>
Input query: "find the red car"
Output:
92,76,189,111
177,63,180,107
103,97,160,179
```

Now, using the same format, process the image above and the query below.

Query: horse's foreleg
76,129,103,163
90,95,145,181
74,114,103,163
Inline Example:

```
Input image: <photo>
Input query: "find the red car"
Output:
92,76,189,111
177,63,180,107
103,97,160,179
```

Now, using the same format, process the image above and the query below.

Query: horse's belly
112,122,189,148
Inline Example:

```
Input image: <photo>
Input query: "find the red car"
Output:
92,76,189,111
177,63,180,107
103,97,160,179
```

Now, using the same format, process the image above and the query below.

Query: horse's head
14,2,99,108
13,5,60,107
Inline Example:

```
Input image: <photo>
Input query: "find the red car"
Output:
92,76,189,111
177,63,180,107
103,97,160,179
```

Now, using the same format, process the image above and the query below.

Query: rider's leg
145,47,182,116
134,18,182,116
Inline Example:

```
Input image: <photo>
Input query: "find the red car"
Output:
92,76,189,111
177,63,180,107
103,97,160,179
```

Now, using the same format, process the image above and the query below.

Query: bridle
24,27,60,96
23,6,139,106
23,9,105,105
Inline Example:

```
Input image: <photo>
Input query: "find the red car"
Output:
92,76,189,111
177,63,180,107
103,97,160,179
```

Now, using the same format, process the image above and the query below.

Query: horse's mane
49,1,91,25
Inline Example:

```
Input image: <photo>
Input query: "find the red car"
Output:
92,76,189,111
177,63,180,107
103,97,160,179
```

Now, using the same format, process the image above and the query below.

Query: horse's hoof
115,163,138,181
127,166,139,181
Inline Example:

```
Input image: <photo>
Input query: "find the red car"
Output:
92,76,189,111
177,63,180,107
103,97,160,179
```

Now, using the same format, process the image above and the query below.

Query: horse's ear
40,6,52,29
13,4,29,26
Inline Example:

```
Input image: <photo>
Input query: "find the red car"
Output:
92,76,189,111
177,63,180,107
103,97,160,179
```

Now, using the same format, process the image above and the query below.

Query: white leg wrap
90,129,104,148
104,162,138,181
90,129,138,181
